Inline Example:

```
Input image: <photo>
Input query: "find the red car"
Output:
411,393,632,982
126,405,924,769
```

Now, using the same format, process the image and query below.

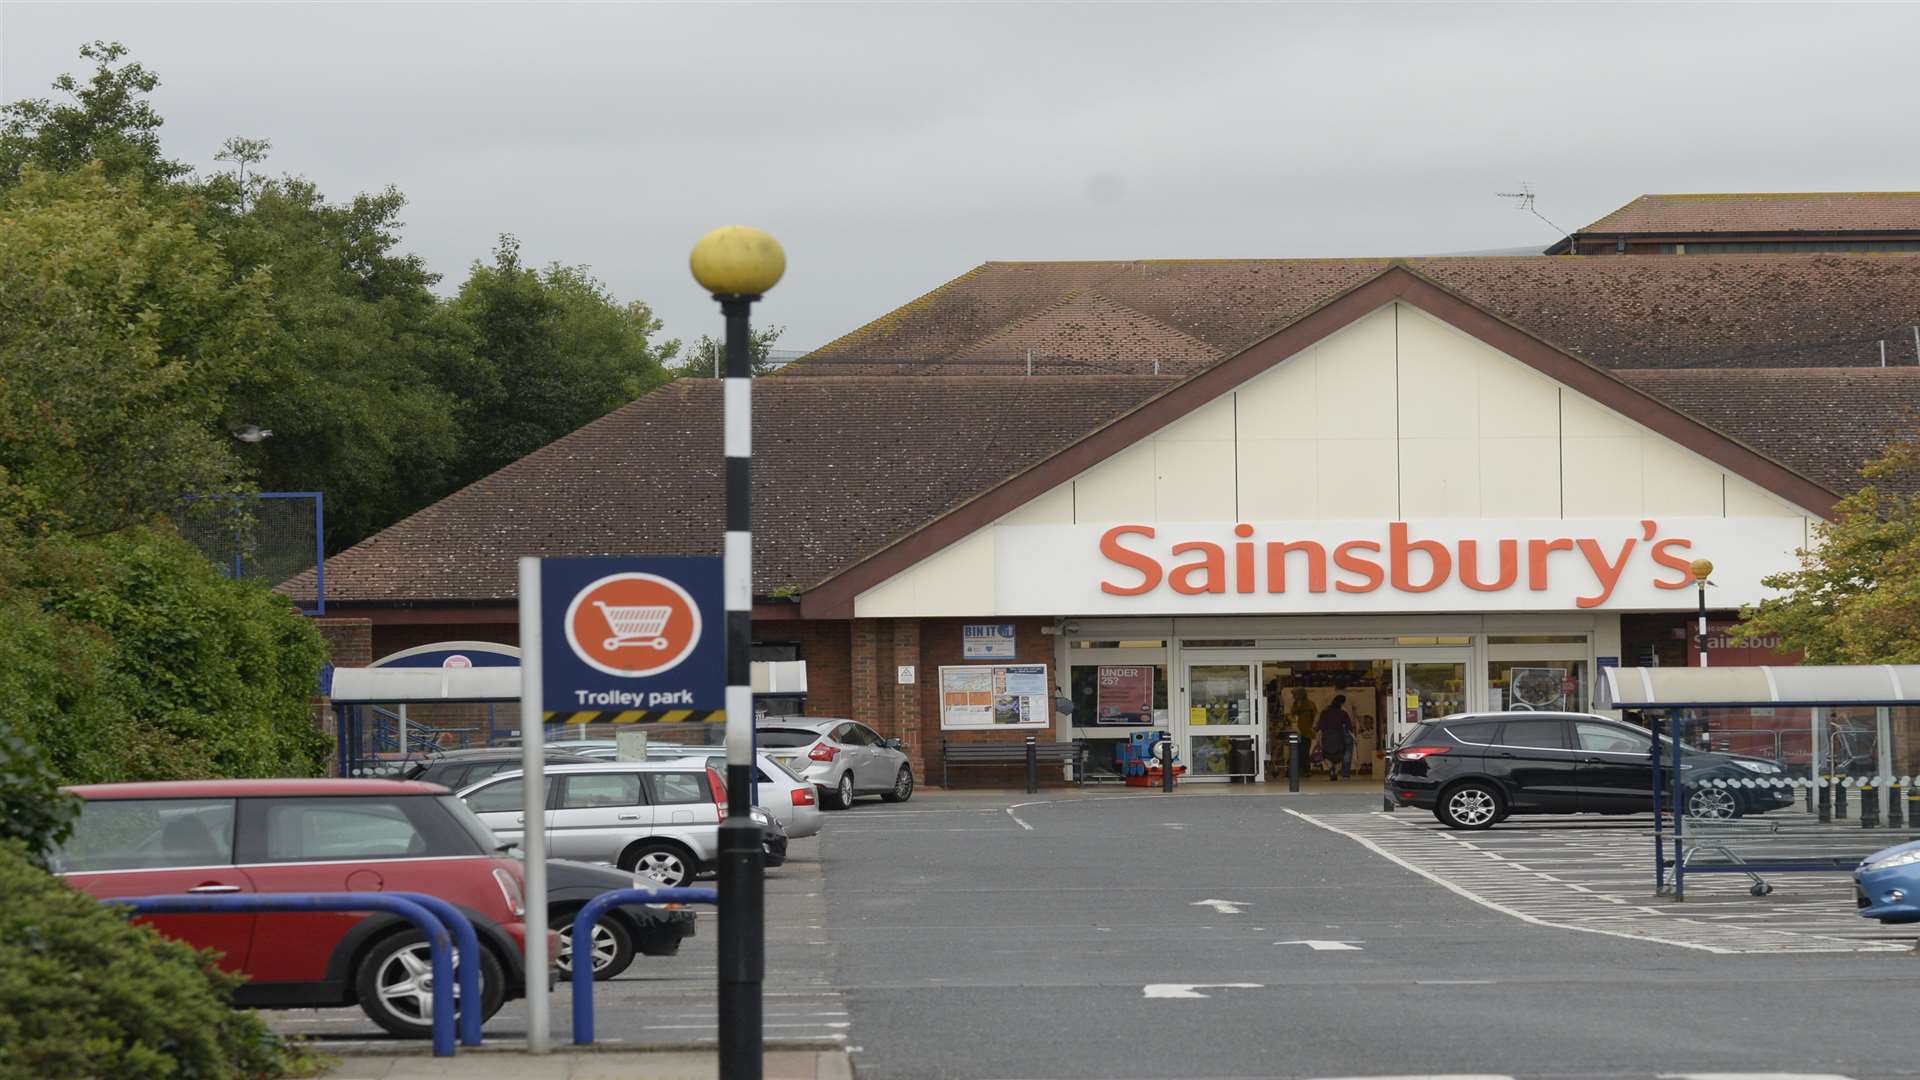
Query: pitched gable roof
1579,192,1920,236
309,376,1174,604
790,254,1920,377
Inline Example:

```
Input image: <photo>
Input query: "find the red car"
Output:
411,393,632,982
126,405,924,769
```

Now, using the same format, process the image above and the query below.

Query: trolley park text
570,688,698,707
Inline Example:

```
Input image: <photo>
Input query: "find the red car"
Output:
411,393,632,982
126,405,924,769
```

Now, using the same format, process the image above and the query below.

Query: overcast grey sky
5,2,1919,353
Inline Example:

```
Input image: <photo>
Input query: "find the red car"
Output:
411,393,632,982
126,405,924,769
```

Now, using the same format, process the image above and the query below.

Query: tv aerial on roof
1496,183,1571,247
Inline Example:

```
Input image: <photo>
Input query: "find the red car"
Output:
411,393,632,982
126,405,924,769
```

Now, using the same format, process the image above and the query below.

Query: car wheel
1685,785,1744,821
881,766,914,803
356,930,504,1039
1436,782,1504,830
621,842,696,887
553,908,635,981
825,771,856,810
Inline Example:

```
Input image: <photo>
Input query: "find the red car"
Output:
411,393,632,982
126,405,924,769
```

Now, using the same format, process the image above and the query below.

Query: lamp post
1690,558,1714,669
690,225,784,1080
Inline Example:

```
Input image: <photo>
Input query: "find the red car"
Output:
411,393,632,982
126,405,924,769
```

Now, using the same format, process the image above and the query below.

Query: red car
53,779,548,1038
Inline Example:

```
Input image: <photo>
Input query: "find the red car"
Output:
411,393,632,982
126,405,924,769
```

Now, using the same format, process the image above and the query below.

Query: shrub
0,729,76,865
0,840,308,1080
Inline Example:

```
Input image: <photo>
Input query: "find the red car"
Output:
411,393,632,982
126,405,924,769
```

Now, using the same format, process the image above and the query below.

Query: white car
661,752,822,840
458,761,727,887
758,720,914,809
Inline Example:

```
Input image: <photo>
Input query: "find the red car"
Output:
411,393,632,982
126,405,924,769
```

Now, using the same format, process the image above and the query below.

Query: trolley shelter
1597,665,1920,898
327,663,521,778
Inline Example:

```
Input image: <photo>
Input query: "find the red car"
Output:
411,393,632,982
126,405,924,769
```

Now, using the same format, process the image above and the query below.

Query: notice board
939,663,1050,729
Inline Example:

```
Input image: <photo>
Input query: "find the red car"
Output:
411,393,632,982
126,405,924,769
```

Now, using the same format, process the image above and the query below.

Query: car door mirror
884,737,904,750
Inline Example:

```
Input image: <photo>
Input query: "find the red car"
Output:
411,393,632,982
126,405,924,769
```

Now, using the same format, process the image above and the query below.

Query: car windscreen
765,756,806,782
756,728,821,749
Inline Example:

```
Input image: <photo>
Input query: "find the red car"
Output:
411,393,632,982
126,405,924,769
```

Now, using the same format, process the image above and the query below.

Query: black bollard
1861,779,1880,828
1888,779,1905,829
1836,778,1849,820
1024,735,1038,795
1160,735,1175,793
1818,778,1832,823
1287,733,1302,794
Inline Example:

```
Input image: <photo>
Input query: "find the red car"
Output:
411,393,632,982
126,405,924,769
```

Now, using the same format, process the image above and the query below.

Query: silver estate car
459,761,726,887
757,719,913,809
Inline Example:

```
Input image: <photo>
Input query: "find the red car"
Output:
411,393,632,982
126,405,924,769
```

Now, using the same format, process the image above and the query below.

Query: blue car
1855,839,1920,923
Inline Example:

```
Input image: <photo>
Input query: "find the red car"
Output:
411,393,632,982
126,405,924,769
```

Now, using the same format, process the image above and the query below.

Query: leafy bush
0,730,76,865
0,527,330,785
0,841,308,1079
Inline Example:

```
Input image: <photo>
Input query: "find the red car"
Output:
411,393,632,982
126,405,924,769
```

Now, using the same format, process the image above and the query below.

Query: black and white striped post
691,226,784,1080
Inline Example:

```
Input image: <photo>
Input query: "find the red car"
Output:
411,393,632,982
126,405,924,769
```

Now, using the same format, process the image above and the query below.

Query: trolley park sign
989,518,1807,616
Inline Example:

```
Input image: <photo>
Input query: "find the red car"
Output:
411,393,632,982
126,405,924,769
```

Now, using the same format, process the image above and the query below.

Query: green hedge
0,841,312,1080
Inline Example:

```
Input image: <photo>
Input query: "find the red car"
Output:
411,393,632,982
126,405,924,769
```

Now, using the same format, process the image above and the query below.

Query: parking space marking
1289,809,1910,954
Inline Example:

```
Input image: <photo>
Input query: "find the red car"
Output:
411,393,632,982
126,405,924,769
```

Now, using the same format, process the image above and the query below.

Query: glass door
1392,657,1471,749
1184,663,1262,781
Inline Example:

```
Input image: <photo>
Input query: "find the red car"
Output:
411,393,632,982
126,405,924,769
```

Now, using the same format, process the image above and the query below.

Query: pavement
317,1049,850,1079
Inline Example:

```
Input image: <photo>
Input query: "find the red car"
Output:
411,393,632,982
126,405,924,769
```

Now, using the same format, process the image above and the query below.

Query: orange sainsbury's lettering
1650,536,1694,589
1169,541,1226,595
1527,538,1574,591
1459,539,1518,592
1333,540,1385,593
1099,525,1161,595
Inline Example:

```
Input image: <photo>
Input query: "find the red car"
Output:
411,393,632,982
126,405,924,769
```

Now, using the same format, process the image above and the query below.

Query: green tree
0,41,188,190
449,237,680,482
0,164,267,537
674,324,787,378
211,171,472,549
1736,435,1920,662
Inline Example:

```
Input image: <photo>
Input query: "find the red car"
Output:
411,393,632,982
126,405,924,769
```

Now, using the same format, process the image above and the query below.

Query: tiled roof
307,376,1175,603
1616,368,1920,496
790,255,1920,376
1580,192,1920,236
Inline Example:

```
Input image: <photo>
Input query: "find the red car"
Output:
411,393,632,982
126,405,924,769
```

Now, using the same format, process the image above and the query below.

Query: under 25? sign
539,557,723,719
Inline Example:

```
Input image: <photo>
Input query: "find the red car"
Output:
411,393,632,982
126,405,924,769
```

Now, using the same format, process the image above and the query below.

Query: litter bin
1227,735,1256,783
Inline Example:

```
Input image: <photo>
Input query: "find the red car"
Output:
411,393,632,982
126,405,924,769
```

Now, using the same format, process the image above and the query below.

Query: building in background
1546,192,1920,256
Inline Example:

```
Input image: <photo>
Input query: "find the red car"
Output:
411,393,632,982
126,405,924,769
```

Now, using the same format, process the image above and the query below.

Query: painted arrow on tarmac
1190,899,1247,915
1276,939,1363,951
1142,983,1262,999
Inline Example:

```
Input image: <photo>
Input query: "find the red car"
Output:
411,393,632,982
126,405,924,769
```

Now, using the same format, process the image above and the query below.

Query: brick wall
314,617,373,668
917,617,1061,789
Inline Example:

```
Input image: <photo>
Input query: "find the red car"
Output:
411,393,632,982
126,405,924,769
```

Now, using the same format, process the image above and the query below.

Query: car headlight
1864,848,1920,871
1732,761,1782,775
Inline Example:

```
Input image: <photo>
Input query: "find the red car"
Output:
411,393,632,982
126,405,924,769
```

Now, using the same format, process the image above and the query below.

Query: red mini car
54,779,548,1038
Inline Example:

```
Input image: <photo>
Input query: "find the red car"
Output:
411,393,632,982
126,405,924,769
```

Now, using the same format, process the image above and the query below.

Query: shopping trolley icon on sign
593,601,674,651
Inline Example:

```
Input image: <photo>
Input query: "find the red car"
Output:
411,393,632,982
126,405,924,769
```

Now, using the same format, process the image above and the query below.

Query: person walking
1315,694,1356,781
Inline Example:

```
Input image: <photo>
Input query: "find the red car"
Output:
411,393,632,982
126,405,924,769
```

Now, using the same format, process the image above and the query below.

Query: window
559,773,646,809
756,728,820,749
1577,722,1652,755
1442,721,1500,744
465,777,524,815
1488,635,1590,713
55,799,236,872
847,724,884,747
261,801,428,861
1069,664,1168,728
1499,720,1568,749
646,771,708,805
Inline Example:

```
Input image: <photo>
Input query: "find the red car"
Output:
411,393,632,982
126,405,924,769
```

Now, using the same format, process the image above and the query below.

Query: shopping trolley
593,601,673,651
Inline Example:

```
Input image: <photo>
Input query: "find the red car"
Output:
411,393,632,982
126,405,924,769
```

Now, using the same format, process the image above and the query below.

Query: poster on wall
1095,666,1153,725
1509,667,1570,711
962,624,1017,659
940,664,1050,729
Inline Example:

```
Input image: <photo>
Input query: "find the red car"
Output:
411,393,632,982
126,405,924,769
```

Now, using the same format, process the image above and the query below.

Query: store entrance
1261,660,1391,781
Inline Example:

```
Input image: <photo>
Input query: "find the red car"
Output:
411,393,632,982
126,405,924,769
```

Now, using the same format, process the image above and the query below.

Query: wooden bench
941,739,1087,791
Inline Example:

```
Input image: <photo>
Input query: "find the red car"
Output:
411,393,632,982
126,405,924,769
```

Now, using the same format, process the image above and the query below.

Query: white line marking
1142,982,1261,999
1284,808,1737,954
1276,939,1363,951
1659,1074,1856,1080
1191,898,1248,915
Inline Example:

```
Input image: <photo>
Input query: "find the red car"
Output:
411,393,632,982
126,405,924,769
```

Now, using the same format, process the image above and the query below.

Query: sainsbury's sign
990,518,1805,616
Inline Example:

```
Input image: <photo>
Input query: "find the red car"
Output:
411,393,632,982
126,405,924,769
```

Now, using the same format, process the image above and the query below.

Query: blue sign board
539,557,724,718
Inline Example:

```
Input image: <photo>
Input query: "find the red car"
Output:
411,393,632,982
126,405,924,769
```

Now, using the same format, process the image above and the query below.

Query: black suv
1385,712,1797,829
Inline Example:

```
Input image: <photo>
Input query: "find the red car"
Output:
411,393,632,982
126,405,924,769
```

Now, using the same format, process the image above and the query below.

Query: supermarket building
303,250,1920,785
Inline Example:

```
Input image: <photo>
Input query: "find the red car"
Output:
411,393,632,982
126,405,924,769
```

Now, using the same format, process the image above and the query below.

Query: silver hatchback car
757,720,913,809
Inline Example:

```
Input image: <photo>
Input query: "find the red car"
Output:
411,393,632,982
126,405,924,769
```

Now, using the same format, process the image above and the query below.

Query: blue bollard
117,892,460,1058
571,886,720,1045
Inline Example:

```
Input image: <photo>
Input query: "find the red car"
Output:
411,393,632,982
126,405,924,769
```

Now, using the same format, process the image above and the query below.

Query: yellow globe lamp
1690,558,1714,583
689,226,785,298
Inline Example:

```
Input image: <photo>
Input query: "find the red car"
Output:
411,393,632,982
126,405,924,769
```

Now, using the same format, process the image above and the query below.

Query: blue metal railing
114,891,485,1056
571,886,719,1045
